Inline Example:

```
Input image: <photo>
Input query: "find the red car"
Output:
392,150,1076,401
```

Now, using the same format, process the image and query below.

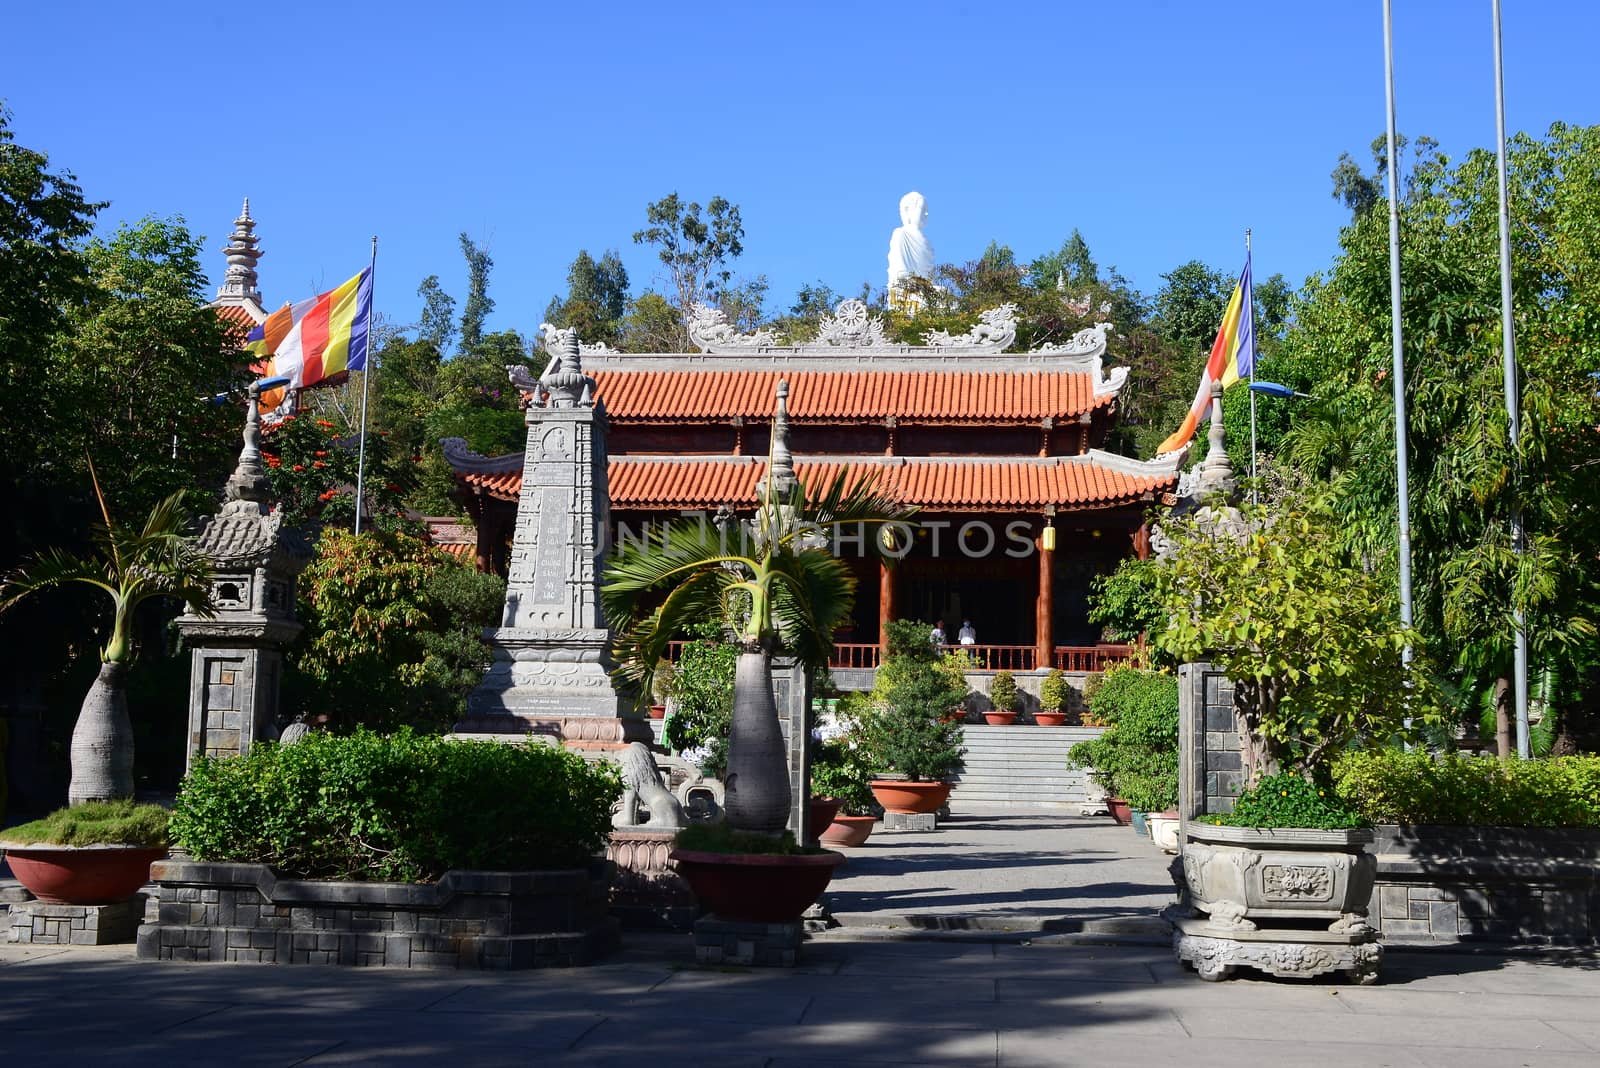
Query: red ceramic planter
982,712,1017,726
648,705,667,719
1034,712,1069,726
869,780,953,815
1,845,166,905
819,814,876,848
669,848,845,923
1106,798,1133,825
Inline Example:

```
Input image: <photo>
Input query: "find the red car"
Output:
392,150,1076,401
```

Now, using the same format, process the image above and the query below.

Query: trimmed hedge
1333,750,1600,828
1067,668,1178,812
172,729,621,882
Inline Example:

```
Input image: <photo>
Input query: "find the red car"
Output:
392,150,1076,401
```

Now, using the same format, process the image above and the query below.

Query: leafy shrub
171,729,621,881
1209,773,1367,829
3,800,169,847
854,622,967,782
1332,749,1600,827
289,530,505,732
1039,669,1070,713
1087,558,1165,643
663,639,737,775
672,823,825,856
810,733,879,816
989,671,1017,713
1067,668,1178,810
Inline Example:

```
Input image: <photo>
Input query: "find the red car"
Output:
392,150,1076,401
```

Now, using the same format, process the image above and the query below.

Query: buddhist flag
1157,254,1255,454
249,267,373,415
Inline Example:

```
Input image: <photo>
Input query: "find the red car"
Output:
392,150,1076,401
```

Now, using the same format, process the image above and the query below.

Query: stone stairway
949,724,1104,809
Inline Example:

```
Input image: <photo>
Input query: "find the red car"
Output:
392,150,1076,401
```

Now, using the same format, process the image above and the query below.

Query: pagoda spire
216,197,263,306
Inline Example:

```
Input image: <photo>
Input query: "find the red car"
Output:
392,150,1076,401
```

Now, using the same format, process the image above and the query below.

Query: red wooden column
879,559,896,652
1034,529,1055,670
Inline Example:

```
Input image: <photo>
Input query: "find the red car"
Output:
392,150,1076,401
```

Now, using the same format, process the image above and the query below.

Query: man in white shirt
958,620,977,646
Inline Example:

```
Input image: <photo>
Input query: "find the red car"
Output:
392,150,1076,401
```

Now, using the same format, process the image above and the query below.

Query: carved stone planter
1182,824,1376,930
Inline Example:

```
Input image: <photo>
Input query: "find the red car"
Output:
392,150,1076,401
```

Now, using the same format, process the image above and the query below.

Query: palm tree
603,382,907,835
0,466,214,803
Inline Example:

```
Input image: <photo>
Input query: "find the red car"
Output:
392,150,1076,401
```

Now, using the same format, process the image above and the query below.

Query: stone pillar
176,380,310,767
878,560,895,650
462,327,645,750
1177,661,1244,841
771,655,812,840
1034,532,1054,670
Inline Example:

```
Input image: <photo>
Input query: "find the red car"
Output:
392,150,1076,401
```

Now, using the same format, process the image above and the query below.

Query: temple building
208,200,269,333
444,301,1184,673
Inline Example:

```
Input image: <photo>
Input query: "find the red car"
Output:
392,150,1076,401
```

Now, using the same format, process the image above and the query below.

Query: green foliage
672,822,823,856
1087,558,1166,643
2,800,169,847
988,670,1017,713
1153,491,1440,782
415,274,457,353
289,529,503,732
544,249,630,347
172,729,620,881
1332,749,1600,828
1210,773,1367,830
1039,668,1070,713
662,639,737,776
633,192,745,346
856,626,967,782
456,232,495,354
1067,668,1179,810
810,702,881,816
262,413,414,529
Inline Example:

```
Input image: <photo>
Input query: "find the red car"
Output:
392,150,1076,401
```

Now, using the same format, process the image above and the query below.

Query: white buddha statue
887,191,935,291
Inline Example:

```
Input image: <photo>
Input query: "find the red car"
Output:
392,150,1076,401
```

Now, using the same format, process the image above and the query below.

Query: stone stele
461,325,644,748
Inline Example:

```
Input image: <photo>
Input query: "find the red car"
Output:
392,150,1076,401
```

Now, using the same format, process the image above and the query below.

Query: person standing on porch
958,620,977,646
930,620,947,647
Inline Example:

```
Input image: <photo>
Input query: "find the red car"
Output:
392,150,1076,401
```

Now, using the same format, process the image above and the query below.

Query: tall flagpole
353,236,378,535
1383,0,1415,649
1247,228,1257,505
1491,0,1530,758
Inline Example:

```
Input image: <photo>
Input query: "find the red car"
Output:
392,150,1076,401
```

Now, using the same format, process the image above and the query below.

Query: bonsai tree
856,621,966,782
604,384,905,836
989,670,1017,714
1067,667,1179,810
0,468,213,803
1039,668,1069,714
1152,491,1440,790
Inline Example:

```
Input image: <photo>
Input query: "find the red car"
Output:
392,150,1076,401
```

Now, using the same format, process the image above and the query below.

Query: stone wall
137,860,618,968
1177,662,1243,821
1368,826,1600,944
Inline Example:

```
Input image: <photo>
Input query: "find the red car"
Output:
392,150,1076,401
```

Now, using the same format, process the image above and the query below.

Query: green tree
415,274,457,353
543,249,630,346
1283,123,1600,753
632,192,745,346
0,473,213,803
456,232,494,354
617,291,685,353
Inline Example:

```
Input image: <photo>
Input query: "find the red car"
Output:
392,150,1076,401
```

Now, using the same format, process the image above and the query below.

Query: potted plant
811,724,880,847
1037,668,1070,726
984,670,1018,725
1067,668,1178,833
649,659,675,719
1154,491,1435,980
0,469,214,804
861,622,967,814
0,800,170,905
603,384,906,923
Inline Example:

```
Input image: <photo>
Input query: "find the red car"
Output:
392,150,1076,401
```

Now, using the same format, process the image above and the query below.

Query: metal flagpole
353,236,378,535
1491,0,1530,758
1247,228,1258,505
1383,0,1415,649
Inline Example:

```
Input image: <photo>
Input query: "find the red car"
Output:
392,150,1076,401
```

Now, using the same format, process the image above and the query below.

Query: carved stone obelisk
460,326,644,748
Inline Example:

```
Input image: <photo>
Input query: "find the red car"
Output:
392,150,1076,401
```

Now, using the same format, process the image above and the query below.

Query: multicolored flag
1157,254,1255,454
248,267,373,416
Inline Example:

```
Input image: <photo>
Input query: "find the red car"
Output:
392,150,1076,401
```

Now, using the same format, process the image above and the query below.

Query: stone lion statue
612,742,687,830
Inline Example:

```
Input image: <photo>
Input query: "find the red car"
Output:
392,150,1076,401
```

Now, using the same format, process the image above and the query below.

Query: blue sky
7,1,1597,339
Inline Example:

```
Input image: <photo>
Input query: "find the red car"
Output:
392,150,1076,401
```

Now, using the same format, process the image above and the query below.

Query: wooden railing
829,643,882,670
1053,644,1135,672
940,644,1037,672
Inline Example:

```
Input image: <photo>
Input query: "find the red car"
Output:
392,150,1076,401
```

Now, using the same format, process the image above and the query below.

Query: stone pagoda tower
175,381,311,766
460,326,643,748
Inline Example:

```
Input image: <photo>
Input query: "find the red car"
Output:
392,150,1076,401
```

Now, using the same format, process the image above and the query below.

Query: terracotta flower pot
807,797,842,841
819,814,876,848
982,712,1017,726
669,848,845,923
869,780,953,815
648,705,667,719
1106,798,1132,825
1,844,166,905
1034,712,1069,726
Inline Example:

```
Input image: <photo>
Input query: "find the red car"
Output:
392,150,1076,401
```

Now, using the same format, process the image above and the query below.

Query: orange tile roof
212,304,259,335
460,456,1172,512
590,370,1113,424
